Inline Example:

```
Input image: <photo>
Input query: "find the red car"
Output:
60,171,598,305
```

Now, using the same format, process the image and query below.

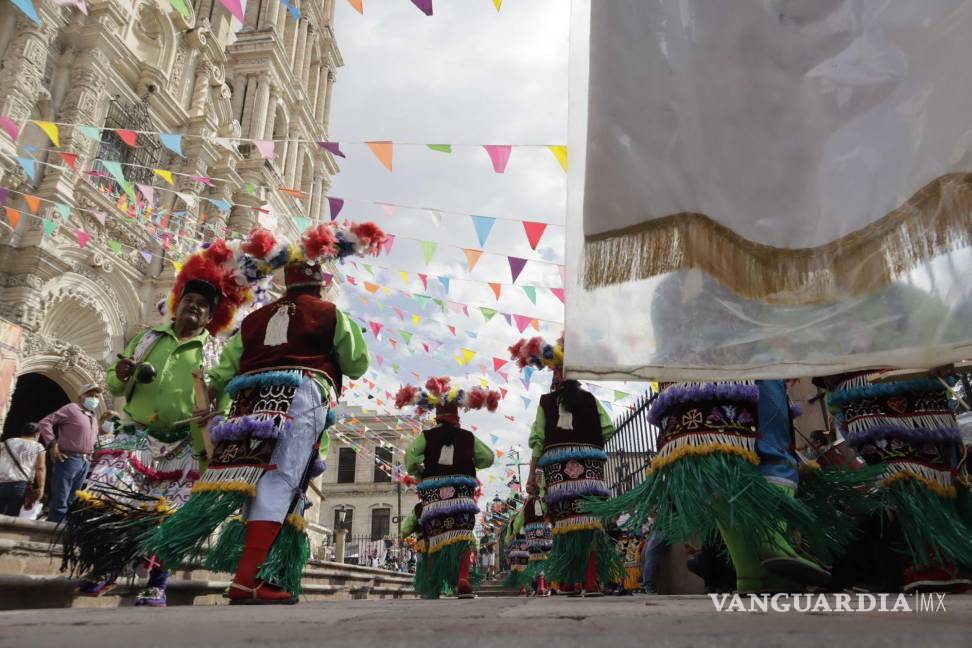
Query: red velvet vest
422,424,476,478
238,292,342,393
540,388,603,451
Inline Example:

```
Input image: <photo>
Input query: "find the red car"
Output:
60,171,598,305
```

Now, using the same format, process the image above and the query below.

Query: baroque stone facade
0,0,342,429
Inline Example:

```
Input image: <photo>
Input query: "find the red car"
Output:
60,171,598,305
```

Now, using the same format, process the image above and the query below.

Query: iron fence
604,388,659,497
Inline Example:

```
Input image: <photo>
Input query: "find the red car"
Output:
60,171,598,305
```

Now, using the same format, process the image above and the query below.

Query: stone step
0,515,415,610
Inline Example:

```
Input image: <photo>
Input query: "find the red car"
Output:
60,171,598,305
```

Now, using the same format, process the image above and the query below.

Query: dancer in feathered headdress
512,334,623,596
61,228,282,607
142,220,385,605
398,376,499,599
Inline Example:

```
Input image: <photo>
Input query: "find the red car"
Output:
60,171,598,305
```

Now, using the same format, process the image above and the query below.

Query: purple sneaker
134,587,167,607
77,577,116,597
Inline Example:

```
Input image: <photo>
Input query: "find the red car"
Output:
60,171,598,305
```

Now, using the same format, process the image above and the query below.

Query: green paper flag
294,216,310,232
613,390,627,402
427,144,452,153
363,264,375,277
400,331,413,345
246,182,255,194
108,240,122,254
420,240,437,265
433,298,445,312
392,363,400,373
521,286,537,305
480,307,497,322
41,219,56,237
168,0,191,20
55,203,70,221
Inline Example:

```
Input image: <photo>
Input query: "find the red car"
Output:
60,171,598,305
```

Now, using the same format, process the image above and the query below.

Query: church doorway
2,373,70,439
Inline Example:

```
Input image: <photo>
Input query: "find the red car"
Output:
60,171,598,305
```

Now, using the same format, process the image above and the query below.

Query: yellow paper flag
480,378,489,388
382,287,392,296
34,121,59,147
399,271,409,286
347,0,363,13
366,141,393,171
492,0,502,10
548,145,568,172
172,260,183,273
460,348,476,365
412,314,420,326
454,355,464,366
154,169,174,185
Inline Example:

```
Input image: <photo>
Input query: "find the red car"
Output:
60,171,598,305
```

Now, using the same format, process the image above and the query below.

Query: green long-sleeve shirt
404,430,495,478
401,511,418,537
107,324,223,440
528,399,615,459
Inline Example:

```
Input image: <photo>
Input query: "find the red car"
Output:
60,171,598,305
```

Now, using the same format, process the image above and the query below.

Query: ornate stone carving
20,331,107,383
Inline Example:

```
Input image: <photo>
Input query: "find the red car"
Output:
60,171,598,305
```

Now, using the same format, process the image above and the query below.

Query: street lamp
334,506,349,563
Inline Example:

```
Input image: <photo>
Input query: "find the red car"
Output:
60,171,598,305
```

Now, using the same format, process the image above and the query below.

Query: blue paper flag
439,276,450,294
524,366,535,383
15,156,36,181
79,126,101,142
470,215,495,247
207,198,231,213
160,133,184,158
521,396,531,409
9,0,40,25
293,216,310,232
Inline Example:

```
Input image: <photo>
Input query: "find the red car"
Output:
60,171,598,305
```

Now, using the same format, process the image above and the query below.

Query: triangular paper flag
439,276,450,294
115,129,138,147
530,318,540,332
613,390,628,402
412,315,421,327
218,0,244,21
253,139,276,159
428,210,442,227
5,208,20,229
508,257,527,283
319,141,346,158
380,203,396,216
420,241,437,265
16,157,35,180
93,210,107,225
514,315,532,333
550,288,565,303
58,151,77,169
447,325,457,336
137,184,155,204
293,216,310,233
548,145,568,172
79,125,101,142
327,196,344,220
41,218,56,237
23,194,40,215
483,145,511,173
279,187,304,200
346,0,363,13
108,240,122,254
460,348,476,365
168,0,190,19
55,203,70,220
159,133,184,157
363,282,379,293
154,169,174,185
369,321,383,338
76,229,90,248
480,307,497,321
427,144,452,153
33,121,59,147
141,250,153,264
493,0,502,9
9,0,40,24
411,0,432,15
492,357,507,371
400,331,413,345
366,141,393,171
470,215,495,247
0,116,19,142
456,251,483,276
382,234,395,255
521,285,536,304
522,221,548,250
489,283,501,300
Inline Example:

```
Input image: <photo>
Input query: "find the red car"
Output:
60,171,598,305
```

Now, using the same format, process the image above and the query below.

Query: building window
374,446,392,482
371,508,390,540
333,508,353,534
337,447,356,483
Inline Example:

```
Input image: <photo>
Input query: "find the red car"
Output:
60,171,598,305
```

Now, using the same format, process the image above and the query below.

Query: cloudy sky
321,0,644,499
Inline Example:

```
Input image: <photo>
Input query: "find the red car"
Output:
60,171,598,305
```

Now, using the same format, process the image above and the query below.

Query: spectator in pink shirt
38,383,102,523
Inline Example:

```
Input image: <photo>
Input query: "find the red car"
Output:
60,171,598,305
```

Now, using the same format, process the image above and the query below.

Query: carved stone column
190,60,212,118
263,87,280,140
322,69,337,133
0,16,55,130
284,127,300,187
248,77,272,157
314,65,329,123
294,20,309,76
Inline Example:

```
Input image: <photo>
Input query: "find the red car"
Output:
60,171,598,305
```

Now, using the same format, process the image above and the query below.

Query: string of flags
346,0,505,17
0,116,567,174
6,0,296,29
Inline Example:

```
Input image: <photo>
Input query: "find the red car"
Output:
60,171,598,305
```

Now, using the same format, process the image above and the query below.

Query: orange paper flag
463,248,483,271
489,283,502,300
23,194,41,214
115,129,138,147
347,0,363,13
5,207,20,228
366,141,393,171
278,187,305,200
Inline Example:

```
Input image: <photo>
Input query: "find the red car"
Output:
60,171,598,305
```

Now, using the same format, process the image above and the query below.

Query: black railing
604,388,659,497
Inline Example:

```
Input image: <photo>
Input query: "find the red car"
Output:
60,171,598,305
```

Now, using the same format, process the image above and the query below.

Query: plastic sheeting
565,0,972,380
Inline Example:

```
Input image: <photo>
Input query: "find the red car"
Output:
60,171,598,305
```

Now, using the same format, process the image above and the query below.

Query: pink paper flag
410,0,432,14
191,175,214,186
508,256,527,283
0,116,19,142
382,234,395,255
447,325,456,336
376,355,384,366
327,196,344,220
93,211,107,225
381,203,396,217
140,250,153,263
76,229,90,248
522,221,548,250
253,139,276,160
218,0,244,22
447,301,464,315
394,307,405,320
550,288,565,303
115,129,138,147
483,145,512,173
319,141,346,158
497,371,508,383
513,315,533,333
369,321,383,338
492,357,507,371
137,183,155,204
559,265,566,286
418,273,428,290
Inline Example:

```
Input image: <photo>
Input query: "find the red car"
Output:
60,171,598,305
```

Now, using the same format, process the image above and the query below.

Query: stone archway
1,372,70,438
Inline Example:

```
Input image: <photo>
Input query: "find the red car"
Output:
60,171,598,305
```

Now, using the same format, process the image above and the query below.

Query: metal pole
396,479,402,541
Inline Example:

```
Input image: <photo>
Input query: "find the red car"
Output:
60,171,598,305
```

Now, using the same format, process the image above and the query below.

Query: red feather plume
243,228,277,259
301,224,338,261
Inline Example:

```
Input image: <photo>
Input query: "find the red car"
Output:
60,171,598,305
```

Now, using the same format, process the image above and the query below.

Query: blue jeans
0,481,28,516
756,380,799,489
640,531,668,591
47,455,89,523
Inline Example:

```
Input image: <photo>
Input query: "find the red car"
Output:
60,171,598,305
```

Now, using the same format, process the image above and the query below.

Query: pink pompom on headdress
301,223,339,261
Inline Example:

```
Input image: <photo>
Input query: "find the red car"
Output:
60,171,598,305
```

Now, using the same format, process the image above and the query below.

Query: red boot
536,574,550,597
583,551,603,597
457,550,476,599
229,521,295,605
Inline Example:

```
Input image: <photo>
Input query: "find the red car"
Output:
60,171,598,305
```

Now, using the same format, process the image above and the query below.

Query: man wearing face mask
38,383,103,523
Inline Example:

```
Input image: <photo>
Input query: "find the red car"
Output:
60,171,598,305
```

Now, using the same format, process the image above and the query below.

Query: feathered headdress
168,229,286,335
282,220,387,288
394,376,502,415
508,334,564,372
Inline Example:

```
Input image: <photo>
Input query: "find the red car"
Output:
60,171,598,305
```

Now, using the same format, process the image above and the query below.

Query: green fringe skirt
414,541,473,598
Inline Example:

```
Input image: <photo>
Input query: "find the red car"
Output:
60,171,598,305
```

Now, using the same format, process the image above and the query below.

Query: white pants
247,378,326,523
